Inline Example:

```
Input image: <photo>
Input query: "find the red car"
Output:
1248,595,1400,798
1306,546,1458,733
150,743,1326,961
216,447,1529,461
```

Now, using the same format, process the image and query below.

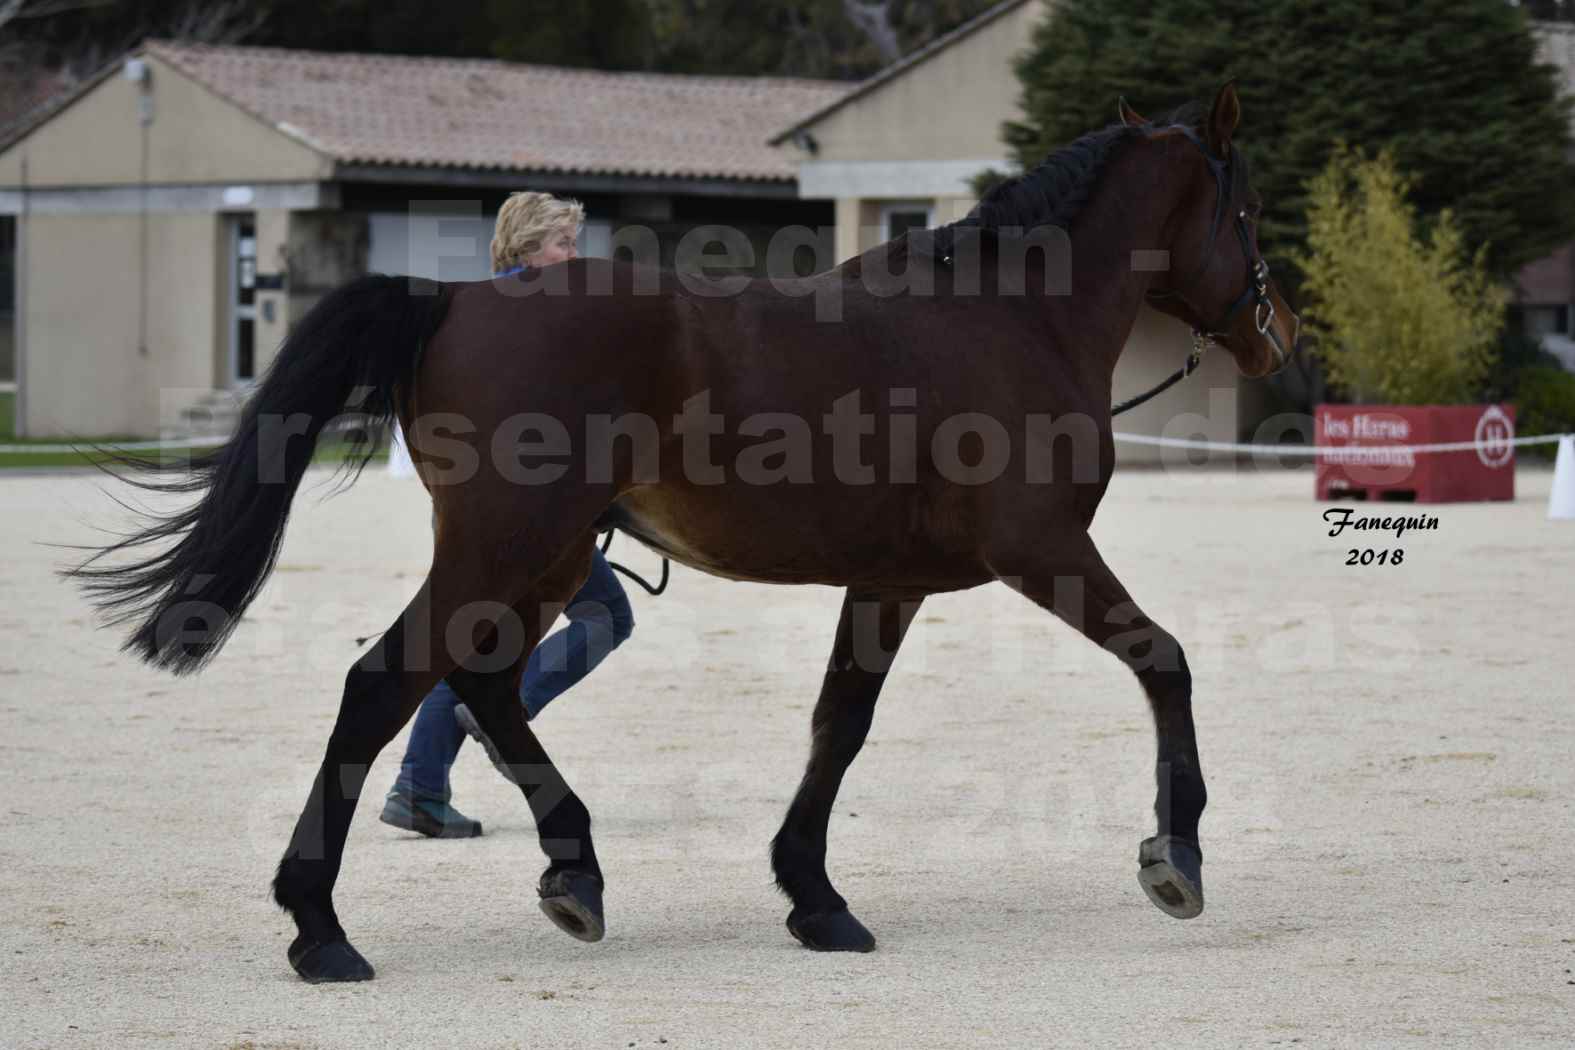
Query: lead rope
353,525,672,646
934,245,1213,420
595,333,1193,587
600,529,669,596
366,316,1202,642
356,366,1188,645
597,330,1194,604
1111,334,1209,417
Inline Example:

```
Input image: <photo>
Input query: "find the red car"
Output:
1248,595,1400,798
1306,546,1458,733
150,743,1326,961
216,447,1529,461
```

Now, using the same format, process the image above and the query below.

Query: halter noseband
1145,128,1287,371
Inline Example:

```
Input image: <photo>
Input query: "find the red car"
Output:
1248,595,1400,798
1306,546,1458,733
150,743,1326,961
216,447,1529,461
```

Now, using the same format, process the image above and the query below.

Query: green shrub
1298,148,1507,405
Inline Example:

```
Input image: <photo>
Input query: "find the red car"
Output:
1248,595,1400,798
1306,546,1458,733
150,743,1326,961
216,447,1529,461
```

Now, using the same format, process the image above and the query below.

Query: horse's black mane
969,124,1140,233
924,104,1206,259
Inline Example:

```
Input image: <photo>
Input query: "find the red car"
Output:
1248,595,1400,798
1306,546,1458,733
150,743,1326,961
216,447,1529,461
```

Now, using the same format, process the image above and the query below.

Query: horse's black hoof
786,908,877,952
1138,835,1205,919
538,869,605,943
287,934,375,983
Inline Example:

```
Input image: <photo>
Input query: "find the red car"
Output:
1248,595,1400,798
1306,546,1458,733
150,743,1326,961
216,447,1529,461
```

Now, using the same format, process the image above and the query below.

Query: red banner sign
1314,404,1516,503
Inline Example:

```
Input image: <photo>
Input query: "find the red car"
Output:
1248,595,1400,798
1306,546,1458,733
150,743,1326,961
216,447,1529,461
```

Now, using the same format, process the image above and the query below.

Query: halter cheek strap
1143,129,1287,369
1112,129,1288,416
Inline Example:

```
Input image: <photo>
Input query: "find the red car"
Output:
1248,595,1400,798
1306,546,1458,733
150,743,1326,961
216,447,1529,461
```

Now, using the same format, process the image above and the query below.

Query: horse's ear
1117,96,1147,127
1207,81,1241,155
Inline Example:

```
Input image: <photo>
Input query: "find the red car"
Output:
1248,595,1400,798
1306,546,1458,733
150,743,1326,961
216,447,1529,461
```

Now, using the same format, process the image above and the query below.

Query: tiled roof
142,40,850,181
0,67,78,144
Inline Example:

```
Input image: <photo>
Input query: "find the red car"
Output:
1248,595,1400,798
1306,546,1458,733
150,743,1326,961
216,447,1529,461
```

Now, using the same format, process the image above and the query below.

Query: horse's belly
604,486,989,590
602,491,743,577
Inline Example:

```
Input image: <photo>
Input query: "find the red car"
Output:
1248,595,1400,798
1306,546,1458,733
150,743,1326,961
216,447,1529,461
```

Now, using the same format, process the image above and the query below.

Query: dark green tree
636,0,997,79
1000,0,1575,284
485,0,657,70
2,0,997,79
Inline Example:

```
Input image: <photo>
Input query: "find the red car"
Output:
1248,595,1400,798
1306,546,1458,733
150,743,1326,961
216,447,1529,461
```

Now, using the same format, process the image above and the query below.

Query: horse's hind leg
989,530,1207,920
272,525,585,982
444,534,607,943
270,581,449,983
772,588,923,952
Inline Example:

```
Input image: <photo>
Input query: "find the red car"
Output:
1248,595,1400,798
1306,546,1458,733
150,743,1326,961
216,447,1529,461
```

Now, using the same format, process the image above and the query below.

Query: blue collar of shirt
493,264,529,278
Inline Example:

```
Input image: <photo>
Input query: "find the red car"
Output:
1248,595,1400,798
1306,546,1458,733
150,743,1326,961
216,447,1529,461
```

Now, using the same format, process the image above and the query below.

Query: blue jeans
392,548,634,801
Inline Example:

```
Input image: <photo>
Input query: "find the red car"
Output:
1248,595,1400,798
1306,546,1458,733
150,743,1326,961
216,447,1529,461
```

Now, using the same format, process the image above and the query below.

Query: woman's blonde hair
490,191,585,271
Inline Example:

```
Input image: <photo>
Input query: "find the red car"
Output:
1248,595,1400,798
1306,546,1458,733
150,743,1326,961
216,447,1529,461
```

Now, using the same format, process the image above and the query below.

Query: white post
1549,435,1575,521
387,421,416,479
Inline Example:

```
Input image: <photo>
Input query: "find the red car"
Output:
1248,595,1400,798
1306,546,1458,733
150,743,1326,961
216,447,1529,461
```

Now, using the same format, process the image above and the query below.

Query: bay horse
71,83,1299,982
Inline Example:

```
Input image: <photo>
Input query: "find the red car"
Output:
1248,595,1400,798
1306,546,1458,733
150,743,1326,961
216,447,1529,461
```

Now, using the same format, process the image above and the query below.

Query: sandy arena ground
1,464,1572,1049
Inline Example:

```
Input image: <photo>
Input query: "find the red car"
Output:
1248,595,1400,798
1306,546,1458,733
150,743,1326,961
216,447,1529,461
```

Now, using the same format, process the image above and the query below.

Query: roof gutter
332,163,804,200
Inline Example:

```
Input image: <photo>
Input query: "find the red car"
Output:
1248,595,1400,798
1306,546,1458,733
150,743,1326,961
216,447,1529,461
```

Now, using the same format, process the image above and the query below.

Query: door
227,215,258,386
0,215,15,385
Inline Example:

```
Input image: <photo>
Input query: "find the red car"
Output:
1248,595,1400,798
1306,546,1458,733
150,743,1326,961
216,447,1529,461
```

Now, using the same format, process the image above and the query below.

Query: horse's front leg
771,588,923,951
988,529,1207,919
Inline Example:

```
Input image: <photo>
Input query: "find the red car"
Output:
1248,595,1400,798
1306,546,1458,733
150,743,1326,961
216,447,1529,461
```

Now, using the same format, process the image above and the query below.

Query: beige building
7,12,1570,446
772,0,1256,455
0,17,1249,453
0,42,841,438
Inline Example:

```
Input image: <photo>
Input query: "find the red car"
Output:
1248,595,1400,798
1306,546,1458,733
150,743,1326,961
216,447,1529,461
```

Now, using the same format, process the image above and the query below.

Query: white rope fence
5,425,1572,516
0,436,231,454
3,431,1570,458
1109,432,1571,456
1115,430,1575,520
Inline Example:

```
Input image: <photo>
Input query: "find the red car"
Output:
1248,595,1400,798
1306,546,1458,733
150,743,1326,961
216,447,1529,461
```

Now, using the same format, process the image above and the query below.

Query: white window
580,220,613,259
879,201,935,242
370,212,613,278
369,212,496,281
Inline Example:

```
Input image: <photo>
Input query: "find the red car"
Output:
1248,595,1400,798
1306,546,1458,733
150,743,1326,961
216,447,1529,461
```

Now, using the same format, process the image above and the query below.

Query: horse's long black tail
66,274,452,676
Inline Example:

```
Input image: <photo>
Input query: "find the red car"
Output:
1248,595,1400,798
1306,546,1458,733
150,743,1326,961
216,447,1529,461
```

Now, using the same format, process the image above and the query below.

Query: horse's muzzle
1266,311,1300,375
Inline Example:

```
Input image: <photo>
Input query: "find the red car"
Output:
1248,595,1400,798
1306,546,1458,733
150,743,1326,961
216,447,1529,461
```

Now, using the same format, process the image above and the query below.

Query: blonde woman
488,190,582,275
380,193,635,839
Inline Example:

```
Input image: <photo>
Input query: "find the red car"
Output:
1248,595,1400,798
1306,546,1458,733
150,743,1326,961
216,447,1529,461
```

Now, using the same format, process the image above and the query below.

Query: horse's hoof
287,934,375,983
787,908,877,952
538,869,605,943
1138,835,1205,919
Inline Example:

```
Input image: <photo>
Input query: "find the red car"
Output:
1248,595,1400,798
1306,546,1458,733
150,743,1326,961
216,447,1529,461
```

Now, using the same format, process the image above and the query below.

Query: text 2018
1345,548,1405,566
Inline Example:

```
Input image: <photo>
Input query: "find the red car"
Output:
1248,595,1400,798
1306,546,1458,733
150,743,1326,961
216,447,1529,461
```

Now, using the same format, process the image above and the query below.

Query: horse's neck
1056,145,1187,384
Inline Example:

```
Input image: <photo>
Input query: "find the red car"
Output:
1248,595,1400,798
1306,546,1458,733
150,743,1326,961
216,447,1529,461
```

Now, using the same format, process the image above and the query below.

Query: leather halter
1144,128,1288,371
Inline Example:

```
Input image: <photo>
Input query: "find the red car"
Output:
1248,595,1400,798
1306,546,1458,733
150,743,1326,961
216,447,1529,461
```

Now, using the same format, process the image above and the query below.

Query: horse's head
1126,83,1299,379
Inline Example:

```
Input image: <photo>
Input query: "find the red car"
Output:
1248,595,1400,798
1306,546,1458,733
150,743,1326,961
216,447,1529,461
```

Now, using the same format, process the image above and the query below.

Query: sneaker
454,703,521,785
379,790,483,839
